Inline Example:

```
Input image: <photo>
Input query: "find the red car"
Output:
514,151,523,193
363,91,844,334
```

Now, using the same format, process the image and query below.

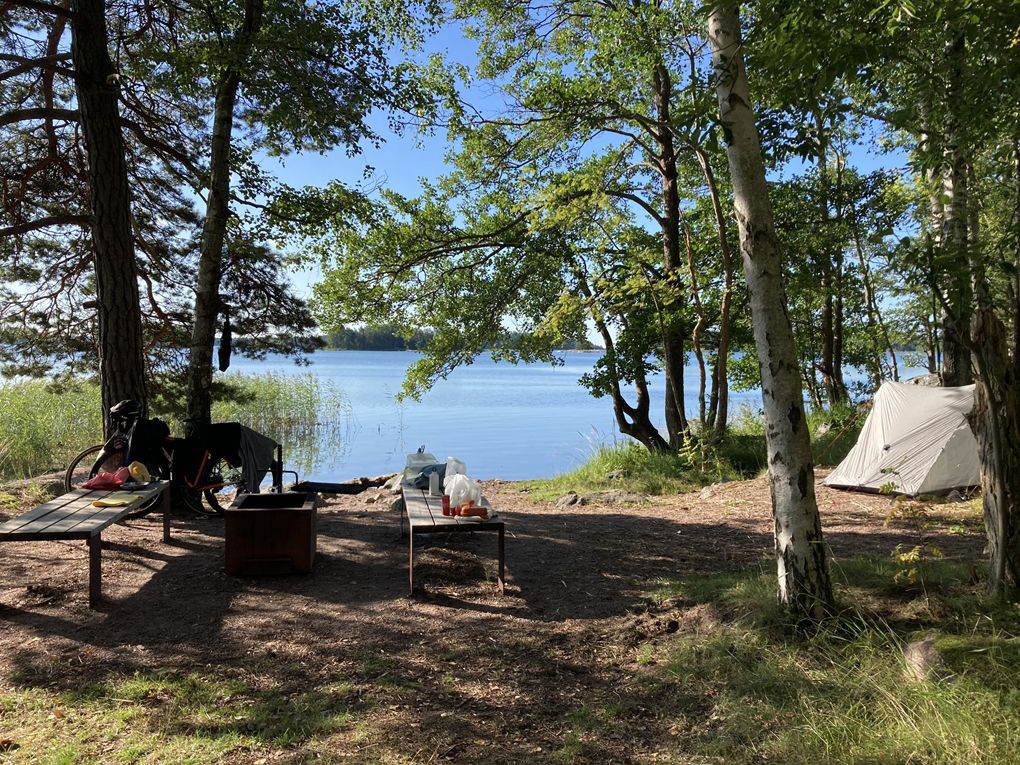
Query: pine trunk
70,0,147,436
186,0,264,423
969,309,1020,596
708,2,833,620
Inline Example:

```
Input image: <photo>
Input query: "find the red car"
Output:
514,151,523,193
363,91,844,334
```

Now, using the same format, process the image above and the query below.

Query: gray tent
823,381,980,495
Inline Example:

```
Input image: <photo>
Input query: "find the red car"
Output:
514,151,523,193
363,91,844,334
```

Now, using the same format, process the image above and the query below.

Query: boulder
555,493,579,508
904,636,956,684
699,478,735,500
578,490,645,506
905,373,942,387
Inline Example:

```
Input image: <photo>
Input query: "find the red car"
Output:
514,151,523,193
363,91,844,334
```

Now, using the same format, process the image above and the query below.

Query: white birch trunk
706,2,833,619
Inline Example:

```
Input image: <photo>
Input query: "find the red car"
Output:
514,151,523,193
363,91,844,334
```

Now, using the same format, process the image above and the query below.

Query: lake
227,350,922,482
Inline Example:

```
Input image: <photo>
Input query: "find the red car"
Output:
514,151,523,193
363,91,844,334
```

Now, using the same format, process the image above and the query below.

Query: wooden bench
400,481,505,596
0,482,170,608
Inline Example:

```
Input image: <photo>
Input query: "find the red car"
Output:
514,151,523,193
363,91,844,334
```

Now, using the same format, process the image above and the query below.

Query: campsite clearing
0,471,992,763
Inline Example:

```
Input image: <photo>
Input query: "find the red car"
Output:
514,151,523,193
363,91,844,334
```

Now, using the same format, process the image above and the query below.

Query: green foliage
886,497,947,600
729,401,866,469
312,0,737,439
324,324,436,351
808,400,870,467
321,324,598,352
0,0,450,395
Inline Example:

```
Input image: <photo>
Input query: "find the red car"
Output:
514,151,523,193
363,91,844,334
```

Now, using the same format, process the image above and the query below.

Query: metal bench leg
162,485,171,543
88,535,102,608
408,527,415,596
498,526,505,594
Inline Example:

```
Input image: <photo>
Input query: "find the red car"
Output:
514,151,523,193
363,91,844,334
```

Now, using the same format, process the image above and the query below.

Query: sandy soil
0,470,987,763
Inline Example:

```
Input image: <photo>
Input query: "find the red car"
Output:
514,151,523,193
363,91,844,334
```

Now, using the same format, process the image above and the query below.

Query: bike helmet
110,399,143,426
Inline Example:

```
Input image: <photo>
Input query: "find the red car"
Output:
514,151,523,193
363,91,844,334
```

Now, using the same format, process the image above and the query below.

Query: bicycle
64,401,282,516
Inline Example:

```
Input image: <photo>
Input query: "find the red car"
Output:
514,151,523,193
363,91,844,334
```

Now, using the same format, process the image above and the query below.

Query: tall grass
0,374,354,482
0,380,102,480
210,373,355,478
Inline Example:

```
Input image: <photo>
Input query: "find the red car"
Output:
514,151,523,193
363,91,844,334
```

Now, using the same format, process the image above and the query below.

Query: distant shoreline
317,347,607,353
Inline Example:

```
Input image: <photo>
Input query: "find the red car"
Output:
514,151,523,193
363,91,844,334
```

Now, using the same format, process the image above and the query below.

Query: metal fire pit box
225,492,318,576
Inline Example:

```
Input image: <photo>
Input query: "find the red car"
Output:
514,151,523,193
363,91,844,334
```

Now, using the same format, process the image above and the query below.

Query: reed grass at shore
0,375,353,482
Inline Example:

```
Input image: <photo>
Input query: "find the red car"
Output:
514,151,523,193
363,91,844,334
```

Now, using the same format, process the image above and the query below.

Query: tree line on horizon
322,325,600,352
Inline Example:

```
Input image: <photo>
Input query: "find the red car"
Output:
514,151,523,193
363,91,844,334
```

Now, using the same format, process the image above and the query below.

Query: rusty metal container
224,492,318,575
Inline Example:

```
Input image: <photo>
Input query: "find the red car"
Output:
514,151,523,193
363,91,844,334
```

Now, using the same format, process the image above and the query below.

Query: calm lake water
228,350,925,482
227,350,761,482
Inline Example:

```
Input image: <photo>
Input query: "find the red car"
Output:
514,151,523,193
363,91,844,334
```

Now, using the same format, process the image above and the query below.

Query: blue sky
260,20,485,298
261,19,909,305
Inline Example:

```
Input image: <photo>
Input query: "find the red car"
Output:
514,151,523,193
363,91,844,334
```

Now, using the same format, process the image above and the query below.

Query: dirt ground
0,470,988,763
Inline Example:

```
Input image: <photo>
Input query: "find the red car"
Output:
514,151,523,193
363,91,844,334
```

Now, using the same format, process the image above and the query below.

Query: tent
823,381,980,495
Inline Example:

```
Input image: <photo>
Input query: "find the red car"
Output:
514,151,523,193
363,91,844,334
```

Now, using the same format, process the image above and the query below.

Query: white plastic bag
445,473,481,508
444,457,466,487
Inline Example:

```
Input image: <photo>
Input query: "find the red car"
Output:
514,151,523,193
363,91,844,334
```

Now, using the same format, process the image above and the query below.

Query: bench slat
52,486,163,535
2,495,100,537
0,485,164,539
59,501,149,534
0,490,92,534
403,487,500,531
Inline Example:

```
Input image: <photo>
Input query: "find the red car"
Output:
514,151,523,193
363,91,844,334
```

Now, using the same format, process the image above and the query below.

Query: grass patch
728,399,869,469
522,399,868,500
2,671,358,763
520,430,766,499
519,439,737,499
633,557,1020,765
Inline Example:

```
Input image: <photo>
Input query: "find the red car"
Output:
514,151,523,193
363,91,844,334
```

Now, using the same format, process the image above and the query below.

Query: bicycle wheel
201,458,245,514
64,445,123,492
178,483,214,516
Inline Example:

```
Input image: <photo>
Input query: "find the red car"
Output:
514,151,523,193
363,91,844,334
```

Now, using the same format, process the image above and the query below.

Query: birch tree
706,1,832,619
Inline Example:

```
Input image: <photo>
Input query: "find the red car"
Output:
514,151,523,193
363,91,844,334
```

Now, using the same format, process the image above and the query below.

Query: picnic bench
400,480,505,596
0,482,170,608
